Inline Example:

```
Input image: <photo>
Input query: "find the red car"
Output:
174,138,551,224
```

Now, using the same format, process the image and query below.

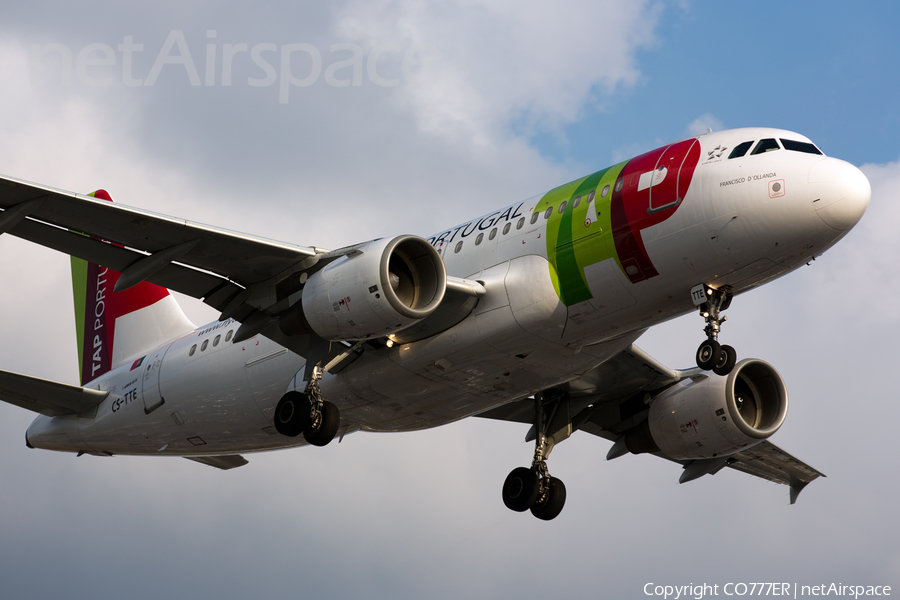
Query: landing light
386,339,394,348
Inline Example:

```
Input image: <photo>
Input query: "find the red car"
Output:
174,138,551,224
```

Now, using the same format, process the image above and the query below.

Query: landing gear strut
501,391,567,521
274,365,341,446
692,284,737,376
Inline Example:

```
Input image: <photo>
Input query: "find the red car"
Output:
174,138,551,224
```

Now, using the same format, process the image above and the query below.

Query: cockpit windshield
727,136,825,160
728,141,753,159
780,139,823,155
751,138,780,155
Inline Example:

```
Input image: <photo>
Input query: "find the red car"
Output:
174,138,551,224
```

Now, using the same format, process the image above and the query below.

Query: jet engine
624,359,788,460
283,235,446,341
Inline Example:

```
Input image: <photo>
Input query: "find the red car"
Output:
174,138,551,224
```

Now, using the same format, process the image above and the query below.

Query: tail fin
71,189,196,385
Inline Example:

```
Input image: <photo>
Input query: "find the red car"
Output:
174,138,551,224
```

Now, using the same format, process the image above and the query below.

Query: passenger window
614,179,624,192
502,222,511,235
516,217,525,230
543,207,553,219
587,190,595,203
751,138,780,155
489,228,498,240
475,232,484,245
213,334,221,347
780,139,823,155
201,339,208,351
572,196,581,209
558,200,567,214
225,330,233,342
530,212,539,225
600,185,609,198
454,241,463,254
728,141,754,159
189,344,197,357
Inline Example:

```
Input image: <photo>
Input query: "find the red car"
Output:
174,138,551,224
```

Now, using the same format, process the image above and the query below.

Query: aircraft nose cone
808,158,871,231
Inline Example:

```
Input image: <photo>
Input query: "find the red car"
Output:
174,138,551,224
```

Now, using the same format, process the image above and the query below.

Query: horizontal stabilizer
0,369,108,416
184,455,249,470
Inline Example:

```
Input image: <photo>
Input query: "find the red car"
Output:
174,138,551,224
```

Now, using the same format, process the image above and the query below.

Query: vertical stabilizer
71,190,196,385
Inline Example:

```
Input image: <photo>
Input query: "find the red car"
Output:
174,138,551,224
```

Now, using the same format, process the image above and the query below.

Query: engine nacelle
296,235,446,341
625,359,788,460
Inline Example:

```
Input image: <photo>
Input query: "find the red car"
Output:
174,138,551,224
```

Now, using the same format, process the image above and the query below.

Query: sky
0,2,899,598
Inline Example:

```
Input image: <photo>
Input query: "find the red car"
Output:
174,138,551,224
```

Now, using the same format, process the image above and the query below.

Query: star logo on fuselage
707,145,727,160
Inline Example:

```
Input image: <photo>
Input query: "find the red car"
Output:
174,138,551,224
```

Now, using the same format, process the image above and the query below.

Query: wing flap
0,369,109,416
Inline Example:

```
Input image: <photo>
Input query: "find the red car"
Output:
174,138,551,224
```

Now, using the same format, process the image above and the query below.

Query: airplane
0,127,870,520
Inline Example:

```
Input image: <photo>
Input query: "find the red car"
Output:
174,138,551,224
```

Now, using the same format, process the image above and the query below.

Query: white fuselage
26,128,870,457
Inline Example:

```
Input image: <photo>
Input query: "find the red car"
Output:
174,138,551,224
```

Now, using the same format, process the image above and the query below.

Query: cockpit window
750,138,781,155
728,141,754,159
780,139,823,155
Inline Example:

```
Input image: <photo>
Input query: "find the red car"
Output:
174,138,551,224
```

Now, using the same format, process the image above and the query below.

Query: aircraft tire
274,391,311,437
531,477,566,521
303,401,340,447
502,467,540,512
712,344,737,376
696,339,721,371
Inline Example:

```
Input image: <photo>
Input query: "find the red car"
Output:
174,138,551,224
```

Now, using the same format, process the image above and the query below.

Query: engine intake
625,359,788,460
288,235,446,341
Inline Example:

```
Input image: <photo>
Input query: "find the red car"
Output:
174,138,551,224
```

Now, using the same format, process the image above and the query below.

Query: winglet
789,478,811,505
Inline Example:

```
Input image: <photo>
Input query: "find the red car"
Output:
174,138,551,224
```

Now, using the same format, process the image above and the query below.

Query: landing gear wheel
274,391,310,437
303,401,341,447
696,339,721,371
502,467,540,512
712,344,737,376
531,477,566,521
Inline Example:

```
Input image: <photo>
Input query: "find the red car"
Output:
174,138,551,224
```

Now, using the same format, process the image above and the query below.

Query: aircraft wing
0,175,485,359
0,369,109,416
0,174,321,323
476,344,824,503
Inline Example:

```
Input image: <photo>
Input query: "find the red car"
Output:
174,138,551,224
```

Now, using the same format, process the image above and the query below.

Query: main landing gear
692,284,737,376
501,391,568,521
273,366,341,446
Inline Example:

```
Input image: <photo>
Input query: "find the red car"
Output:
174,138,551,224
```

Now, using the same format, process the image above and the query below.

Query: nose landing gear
691,284,737,376
501,391,568,521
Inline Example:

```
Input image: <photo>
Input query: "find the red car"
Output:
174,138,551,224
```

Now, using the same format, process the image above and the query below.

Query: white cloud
335,0,661,147
686,113,724,135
